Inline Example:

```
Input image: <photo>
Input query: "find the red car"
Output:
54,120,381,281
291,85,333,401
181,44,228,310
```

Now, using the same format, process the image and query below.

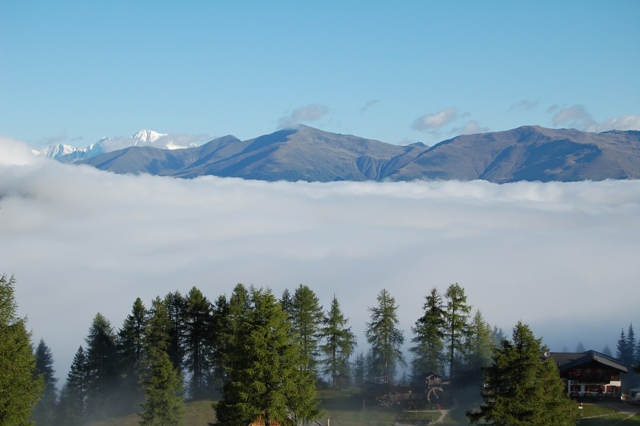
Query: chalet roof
550,350,628,373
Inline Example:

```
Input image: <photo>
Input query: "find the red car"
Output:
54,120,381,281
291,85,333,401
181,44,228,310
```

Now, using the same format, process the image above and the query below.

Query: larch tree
0,274,43,426
291,284,324,374
139,297,185,426
214,287,320,426
467,322,576,426
31,339,58,425
352,352,366,387
365,289,405,383
410,288,446,377
465,310,494,371
319,295,356,387
443,283,471,380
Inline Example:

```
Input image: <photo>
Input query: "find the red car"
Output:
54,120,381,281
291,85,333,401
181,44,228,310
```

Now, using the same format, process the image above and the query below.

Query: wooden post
326,417,330,426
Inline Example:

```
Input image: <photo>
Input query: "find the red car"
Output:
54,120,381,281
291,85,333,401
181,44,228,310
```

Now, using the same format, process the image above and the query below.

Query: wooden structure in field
363,371,451,410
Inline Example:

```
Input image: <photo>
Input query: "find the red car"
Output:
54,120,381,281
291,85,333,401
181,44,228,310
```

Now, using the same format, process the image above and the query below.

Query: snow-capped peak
132,129,167,146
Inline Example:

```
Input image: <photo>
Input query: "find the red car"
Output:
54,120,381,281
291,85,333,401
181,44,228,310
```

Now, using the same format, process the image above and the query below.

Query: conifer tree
443,283,471,380
56,346,88,426
352,352,366,387
116,298,148,414
208,294,230,393
280,288,294,321
139,297,185,426
410,288,446,377
319,295,356,387
31,339,58,425
616,329,628,362
627,324,636,364
84,312,118,421
184,286,214,400
163,291,187,373
465,310,493,371
291,284,324,374
214,287,320,426
0,274,43,426
467,322,576,426
490,326,506,347
365,289,405,383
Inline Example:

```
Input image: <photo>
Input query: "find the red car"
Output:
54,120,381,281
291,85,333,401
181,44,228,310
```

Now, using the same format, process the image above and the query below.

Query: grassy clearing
86,400,215,426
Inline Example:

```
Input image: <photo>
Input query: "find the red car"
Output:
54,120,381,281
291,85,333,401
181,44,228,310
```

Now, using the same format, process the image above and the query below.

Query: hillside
78,125,640,183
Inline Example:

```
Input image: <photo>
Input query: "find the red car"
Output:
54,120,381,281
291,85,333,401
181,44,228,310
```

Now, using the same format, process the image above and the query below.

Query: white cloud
551,105,640,132
0,136,42,166
278,104,329,129
589,115,640,132
412,107,458,131
1,137,639,379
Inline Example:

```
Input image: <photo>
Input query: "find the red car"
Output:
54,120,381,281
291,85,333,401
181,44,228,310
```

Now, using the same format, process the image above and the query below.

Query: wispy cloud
451,120,490,135
412,107,458,131
551,105,596,129
360,99,380,113
1,137,639,377
278,104,329,129
509,100,539,113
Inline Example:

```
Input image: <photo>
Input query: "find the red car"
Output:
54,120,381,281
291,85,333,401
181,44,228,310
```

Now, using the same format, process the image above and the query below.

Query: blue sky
1,1,639,147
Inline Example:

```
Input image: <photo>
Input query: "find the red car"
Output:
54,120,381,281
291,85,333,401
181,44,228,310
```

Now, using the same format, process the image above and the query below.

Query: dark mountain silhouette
78,125,640,183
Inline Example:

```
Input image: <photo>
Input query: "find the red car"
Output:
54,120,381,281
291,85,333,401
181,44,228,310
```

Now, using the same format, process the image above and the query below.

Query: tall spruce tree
56,346,88,426
319,295,356,387
410,288,446,377
84,313,118,421
0,274,43,426
616,329,628,362
163,291,187,373
443,283,472,380
116,297,148,414
627,324,636,363
365,289,405,383
139,297,185,426
467,322,576,426
291,284,324,374
184,286,214,400
31,339,58,425
214,287,319,426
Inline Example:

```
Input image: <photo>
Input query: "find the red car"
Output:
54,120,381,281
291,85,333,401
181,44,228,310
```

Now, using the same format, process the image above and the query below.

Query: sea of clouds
1,136,639,379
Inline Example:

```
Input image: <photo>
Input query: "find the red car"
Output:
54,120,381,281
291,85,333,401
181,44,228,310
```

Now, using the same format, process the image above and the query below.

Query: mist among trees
2,273,639,425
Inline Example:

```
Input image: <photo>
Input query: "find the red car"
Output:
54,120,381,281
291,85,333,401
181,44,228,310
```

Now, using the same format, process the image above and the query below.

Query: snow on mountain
39,130,205,162
131,129,166,146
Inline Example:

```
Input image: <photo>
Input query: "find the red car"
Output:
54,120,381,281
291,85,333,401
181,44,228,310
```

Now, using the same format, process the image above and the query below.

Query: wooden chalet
550,350,628,400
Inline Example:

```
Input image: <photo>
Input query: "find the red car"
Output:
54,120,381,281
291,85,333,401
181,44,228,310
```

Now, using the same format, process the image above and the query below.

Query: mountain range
54,125,640,183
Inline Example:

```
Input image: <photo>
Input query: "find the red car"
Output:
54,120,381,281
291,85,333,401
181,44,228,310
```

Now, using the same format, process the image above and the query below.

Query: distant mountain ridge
74,125,640,183
38,130,203,163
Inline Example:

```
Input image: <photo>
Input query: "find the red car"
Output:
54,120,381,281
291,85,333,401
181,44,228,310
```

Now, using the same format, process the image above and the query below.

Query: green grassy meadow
84,390,640,426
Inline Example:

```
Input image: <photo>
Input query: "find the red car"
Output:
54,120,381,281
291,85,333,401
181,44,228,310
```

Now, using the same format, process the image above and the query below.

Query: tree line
7,273,636,425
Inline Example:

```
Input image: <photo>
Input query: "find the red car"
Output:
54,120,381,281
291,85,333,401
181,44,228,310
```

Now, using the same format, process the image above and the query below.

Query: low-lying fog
1,136,638,379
